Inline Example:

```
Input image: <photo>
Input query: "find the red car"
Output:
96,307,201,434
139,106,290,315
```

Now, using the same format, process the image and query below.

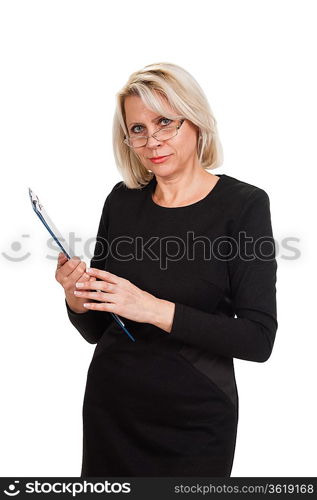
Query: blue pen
28,187,136,342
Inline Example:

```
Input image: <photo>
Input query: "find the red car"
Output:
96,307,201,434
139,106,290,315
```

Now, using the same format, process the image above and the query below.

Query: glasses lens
126,124,180,148
154,126,177,141
128,136,147,148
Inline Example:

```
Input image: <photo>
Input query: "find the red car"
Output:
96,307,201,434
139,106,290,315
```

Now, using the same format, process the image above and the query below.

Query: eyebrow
127,116,164,127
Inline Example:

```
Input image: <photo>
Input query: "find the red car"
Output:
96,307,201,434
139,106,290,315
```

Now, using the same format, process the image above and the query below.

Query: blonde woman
55,62,278,477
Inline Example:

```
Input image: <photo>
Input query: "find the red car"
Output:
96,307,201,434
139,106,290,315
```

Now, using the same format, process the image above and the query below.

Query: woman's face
124,95,200,177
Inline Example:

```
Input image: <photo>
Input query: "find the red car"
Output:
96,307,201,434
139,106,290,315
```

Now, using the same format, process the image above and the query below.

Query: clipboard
28,188,136,342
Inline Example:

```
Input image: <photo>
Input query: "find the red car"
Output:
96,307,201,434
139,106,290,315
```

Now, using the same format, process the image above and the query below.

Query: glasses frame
124,119,185,148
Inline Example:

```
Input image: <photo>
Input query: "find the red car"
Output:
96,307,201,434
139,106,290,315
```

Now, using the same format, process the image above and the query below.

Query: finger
82,273,94,281
58,252,68,260
76,273,96,282
82,302,116,312
56,252,68,269
73,291,116,303
75,280,114,292
86,267,120,284
56,254,74,273
77,273,97,282
59,260,87,291
68,260,87,284
58,256,83,279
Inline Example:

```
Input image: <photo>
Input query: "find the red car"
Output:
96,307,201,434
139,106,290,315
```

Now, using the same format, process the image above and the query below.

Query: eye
159,117,172,126
131,125,144,134
130,117,172,135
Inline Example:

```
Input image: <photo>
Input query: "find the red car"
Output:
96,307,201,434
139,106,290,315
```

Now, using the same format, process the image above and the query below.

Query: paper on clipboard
28,188,75,258
28,187,136,342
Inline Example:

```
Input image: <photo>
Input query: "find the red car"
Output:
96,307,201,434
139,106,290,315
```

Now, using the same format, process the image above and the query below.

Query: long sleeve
65,194,114,344
170,188,278,362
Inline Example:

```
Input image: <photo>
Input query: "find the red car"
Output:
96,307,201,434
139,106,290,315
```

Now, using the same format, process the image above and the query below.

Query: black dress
65,173,278,477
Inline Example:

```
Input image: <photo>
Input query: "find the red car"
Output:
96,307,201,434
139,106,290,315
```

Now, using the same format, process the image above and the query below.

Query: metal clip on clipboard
28,188,136,342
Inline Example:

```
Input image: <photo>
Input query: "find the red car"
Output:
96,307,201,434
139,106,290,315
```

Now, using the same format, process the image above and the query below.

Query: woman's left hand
73,267,159,324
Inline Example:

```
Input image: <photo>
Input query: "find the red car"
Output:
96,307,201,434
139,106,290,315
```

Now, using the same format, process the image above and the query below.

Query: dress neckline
148,174,226,210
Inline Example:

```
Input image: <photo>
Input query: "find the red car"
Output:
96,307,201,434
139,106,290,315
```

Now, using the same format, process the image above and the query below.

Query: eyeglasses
124,119,185,148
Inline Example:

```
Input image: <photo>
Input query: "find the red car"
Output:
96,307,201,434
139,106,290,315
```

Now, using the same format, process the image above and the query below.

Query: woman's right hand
55,252,97,313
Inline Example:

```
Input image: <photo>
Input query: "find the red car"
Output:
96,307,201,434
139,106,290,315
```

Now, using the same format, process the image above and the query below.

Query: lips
149,155,169,160
148,154,172,164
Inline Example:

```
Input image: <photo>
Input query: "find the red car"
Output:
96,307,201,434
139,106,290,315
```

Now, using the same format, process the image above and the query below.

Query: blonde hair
112,62,223,189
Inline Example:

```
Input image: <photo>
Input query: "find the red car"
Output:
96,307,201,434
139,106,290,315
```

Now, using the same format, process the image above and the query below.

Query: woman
55,62,278,477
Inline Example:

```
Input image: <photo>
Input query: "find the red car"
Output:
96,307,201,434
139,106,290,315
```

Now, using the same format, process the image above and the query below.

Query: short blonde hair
112,62,223,189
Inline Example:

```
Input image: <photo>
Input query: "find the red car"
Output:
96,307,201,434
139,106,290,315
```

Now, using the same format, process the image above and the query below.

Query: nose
146,132,162,149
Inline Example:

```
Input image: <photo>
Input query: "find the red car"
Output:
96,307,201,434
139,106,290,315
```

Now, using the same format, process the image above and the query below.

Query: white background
0,0,316,477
